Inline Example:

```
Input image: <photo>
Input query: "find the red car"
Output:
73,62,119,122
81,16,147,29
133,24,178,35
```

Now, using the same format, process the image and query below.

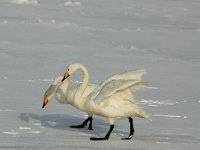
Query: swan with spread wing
62,63,150,140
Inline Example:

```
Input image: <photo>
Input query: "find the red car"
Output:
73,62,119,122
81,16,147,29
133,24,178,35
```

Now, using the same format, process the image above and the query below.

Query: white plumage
62,63,150,140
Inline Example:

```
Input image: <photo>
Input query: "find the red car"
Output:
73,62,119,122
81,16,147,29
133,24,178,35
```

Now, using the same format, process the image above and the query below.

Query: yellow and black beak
62,69,70,82
42,97,49,108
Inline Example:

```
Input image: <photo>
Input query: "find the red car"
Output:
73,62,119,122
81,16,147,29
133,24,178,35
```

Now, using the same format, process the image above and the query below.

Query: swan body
62,63,150,140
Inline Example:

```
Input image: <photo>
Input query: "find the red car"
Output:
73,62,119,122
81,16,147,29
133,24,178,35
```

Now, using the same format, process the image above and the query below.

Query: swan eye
68,69,69,71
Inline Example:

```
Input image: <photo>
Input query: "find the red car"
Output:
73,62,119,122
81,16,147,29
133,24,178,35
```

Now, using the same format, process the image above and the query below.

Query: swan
42,76,97,130
61,63,150,140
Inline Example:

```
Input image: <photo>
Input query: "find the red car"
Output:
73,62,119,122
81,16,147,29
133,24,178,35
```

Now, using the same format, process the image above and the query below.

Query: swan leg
121,117,134,140
88,117,93,130
70,117,93,130
90,125,114,140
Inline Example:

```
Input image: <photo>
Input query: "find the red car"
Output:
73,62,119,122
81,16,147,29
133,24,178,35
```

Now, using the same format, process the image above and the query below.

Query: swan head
42,76,62,108
42,85,55,108
62,63,80,81
43,76,69,108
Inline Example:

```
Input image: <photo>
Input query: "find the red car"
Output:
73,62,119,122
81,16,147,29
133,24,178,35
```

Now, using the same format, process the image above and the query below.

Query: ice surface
0,0,200,149
19,126,31,130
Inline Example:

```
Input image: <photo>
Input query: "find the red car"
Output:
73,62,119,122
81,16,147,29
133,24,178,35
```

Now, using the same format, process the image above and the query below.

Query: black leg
70,117,93,130
88,117,93,130
121,117,134,140
90,125,114,140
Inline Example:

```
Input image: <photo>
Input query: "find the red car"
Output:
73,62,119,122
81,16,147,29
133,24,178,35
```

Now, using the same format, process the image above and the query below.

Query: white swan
62,63,150,140
42,76,97,129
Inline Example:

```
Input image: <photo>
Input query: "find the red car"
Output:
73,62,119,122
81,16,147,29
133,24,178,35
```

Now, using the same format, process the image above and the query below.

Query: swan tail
123,100,151,121
129,103,151,121
137,109,151,121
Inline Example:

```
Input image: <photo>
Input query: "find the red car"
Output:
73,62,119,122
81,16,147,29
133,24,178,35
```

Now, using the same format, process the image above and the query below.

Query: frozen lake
0,0,200,149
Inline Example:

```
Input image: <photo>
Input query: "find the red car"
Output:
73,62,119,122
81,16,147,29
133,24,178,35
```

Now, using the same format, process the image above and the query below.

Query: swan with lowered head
62,63,150,140
42,76,97,130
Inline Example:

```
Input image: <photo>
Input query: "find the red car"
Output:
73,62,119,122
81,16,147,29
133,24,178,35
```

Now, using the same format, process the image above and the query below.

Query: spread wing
88,70,146,101
91,79,147,103
108,69,146,81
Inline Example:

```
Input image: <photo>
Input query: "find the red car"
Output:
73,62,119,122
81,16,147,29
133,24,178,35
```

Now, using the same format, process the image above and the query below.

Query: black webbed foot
88,126,93,130
70,116,93,130
70,124,85,128
90,137,109,140
121,135,133,140
90,125,114,141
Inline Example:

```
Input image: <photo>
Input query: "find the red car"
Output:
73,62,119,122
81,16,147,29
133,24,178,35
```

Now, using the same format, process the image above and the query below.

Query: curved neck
55,76,69,103
75,64,89,96
73,64,89,110
45,76,63,100
51,76,63,92
52,76,63,86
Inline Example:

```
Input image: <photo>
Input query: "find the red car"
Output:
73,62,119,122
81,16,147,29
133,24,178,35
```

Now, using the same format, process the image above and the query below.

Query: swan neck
52,76,62,86
77,64,89,95
51,76,63,93
73,64,89,111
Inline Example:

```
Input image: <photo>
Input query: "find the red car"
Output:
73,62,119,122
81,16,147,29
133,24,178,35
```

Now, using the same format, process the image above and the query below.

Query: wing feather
93,80,147,103
88,70,146,101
